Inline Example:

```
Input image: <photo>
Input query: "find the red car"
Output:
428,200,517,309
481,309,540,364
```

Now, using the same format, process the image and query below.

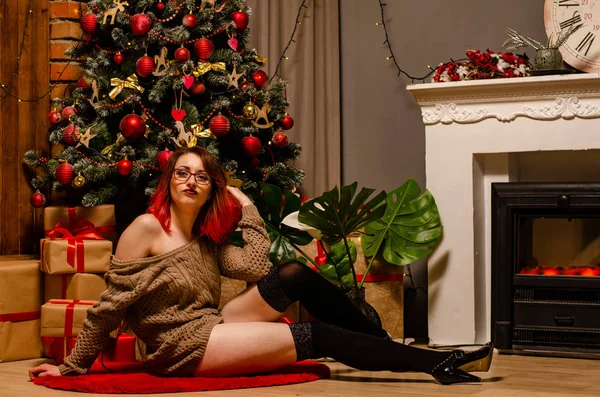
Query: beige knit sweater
58,205,272,376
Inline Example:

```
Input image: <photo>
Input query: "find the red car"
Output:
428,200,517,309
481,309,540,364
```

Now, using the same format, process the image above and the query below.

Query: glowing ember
520,265,600,276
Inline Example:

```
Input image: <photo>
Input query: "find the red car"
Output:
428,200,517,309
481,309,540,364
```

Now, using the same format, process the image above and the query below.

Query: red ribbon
48,299,95,337
356,273,404,282
44,206,115,237
45,220,105,272
0,311,41,323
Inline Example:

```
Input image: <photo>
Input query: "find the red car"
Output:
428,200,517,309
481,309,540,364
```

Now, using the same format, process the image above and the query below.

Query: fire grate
513,326,600,349
515,287,600,304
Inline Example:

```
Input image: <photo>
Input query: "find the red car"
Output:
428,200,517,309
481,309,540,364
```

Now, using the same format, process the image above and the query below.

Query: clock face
544,0,600,72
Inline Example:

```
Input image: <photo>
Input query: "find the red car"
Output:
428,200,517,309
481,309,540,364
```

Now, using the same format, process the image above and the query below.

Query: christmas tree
24,0,303,208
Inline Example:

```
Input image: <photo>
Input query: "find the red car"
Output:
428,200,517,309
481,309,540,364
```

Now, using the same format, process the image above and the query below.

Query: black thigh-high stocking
289,321,453,374
256,261,388,338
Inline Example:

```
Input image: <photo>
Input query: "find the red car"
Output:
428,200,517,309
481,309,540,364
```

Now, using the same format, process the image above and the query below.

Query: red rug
33,361,330,394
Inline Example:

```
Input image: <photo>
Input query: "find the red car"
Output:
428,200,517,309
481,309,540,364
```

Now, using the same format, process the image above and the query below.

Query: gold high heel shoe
457,342,494,372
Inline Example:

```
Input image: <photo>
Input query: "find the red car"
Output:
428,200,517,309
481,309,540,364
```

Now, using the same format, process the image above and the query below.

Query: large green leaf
318,241,357,288
362,178,442,267
298,182,387,246
258,182,313,265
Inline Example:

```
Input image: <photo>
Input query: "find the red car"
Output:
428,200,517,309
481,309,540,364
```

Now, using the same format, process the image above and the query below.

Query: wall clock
544,0,600,72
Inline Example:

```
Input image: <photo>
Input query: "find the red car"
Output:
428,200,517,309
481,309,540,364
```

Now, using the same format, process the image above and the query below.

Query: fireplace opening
518,217,600,277
492,183,600,355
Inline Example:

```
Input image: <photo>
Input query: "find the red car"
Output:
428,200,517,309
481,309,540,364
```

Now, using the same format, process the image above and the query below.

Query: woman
29,146,493,385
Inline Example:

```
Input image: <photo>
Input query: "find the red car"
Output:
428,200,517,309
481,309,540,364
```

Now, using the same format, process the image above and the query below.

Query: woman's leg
196,321,486,384
221,261,387,338
195,322,296,377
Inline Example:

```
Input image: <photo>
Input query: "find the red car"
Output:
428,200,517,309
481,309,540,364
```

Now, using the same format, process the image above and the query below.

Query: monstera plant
282,179,443,291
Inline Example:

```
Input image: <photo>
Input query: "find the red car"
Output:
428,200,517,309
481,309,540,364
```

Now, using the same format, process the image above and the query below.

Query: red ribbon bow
46,220,105,272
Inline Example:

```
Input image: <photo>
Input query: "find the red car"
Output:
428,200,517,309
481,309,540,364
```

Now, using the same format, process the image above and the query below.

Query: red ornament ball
120,114,146,140
182,14,198,28
252,70,268,89
56,163,74,185
156,1,164,10
194,38,214,60
76,77,89,89
272,131,288,148
47,111,61,125
189,81,206,95
242,136,262,157
80,14,98,34
231,11,249,30
131,13,152,35
174,47,191,62
156,149,172,170
209,114,231,137
117,159,133,176
240,81,254,90
30,190,46,208
62,124,81,146
114,53,124,65
281,115,294,130
61,106,77,120
136,55,155,78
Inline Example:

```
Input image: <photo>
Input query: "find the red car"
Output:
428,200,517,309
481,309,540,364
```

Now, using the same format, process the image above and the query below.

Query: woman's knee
277,260,313,285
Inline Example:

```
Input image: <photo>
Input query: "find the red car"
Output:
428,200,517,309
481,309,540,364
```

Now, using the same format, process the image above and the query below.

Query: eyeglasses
173,168,211,185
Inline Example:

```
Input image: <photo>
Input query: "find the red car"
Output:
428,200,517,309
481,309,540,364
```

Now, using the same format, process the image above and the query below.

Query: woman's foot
457,342,494,372
430,343,493,385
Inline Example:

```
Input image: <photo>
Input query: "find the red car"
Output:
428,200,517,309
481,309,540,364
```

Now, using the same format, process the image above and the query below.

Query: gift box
40,299,96,337
0,259,44,362
42,336,76,365
44,273,107,301
303,238,404,339
43,333,138,365
40,234,112,274
44,205,117,245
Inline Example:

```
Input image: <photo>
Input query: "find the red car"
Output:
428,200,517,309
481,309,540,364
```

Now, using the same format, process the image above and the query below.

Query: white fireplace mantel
407,73,600,347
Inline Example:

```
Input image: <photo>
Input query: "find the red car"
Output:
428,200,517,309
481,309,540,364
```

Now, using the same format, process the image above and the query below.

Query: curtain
246,0,340,197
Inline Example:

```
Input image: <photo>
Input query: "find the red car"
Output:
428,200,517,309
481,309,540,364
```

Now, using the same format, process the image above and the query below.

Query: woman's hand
29,363,62,380
227,186,253,207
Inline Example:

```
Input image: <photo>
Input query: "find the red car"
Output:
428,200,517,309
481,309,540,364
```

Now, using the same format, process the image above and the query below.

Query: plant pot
345,287,382,328
534,48,563,70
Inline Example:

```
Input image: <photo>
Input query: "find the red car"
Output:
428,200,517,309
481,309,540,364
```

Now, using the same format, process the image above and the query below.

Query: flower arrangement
432,49,531,83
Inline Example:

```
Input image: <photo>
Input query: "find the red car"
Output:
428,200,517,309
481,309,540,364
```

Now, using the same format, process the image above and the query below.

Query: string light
269,0,308,84
377,0,434,83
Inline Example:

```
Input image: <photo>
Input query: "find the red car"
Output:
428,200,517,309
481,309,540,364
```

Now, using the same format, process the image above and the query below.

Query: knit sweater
58,205,272,376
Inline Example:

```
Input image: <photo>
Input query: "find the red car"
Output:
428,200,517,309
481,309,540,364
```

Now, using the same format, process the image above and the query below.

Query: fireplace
492,182,600,354
407,73,600,347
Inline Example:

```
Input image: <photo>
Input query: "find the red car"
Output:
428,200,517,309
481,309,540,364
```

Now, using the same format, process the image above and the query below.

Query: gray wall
340,0,546,339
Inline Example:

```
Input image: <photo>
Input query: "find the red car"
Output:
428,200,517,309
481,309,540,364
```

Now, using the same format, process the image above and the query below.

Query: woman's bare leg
194,322,296,377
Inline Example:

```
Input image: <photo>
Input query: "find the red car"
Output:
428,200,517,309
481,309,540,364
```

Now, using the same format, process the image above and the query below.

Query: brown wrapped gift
41,299,96,337
45,273,107,301
40,238,112,274
44,205,117,245
303,238,404,339
0,260,44,362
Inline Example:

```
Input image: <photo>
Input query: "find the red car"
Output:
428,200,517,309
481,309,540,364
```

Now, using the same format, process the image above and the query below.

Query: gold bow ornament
109,74,145,100
193,62,226,77
191,124,216,139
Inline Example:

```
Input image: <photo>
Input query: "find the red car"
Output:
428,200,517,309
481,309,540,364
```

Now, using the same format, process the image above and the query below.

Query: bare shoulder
114,213,162,260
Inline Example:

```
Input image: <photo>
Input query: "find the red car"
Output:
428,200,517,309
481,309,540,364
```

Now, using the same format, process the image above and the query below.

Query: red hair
147,146,242,244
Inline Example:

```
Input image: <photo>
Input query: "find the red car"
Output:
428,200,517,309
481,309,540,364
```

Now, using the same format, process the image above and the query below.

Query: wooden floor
1,352,599,397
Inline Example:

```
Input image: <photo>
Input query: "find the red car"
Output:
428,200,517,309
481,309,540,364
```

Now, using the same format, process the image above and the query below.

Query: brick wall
49,1,87,98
